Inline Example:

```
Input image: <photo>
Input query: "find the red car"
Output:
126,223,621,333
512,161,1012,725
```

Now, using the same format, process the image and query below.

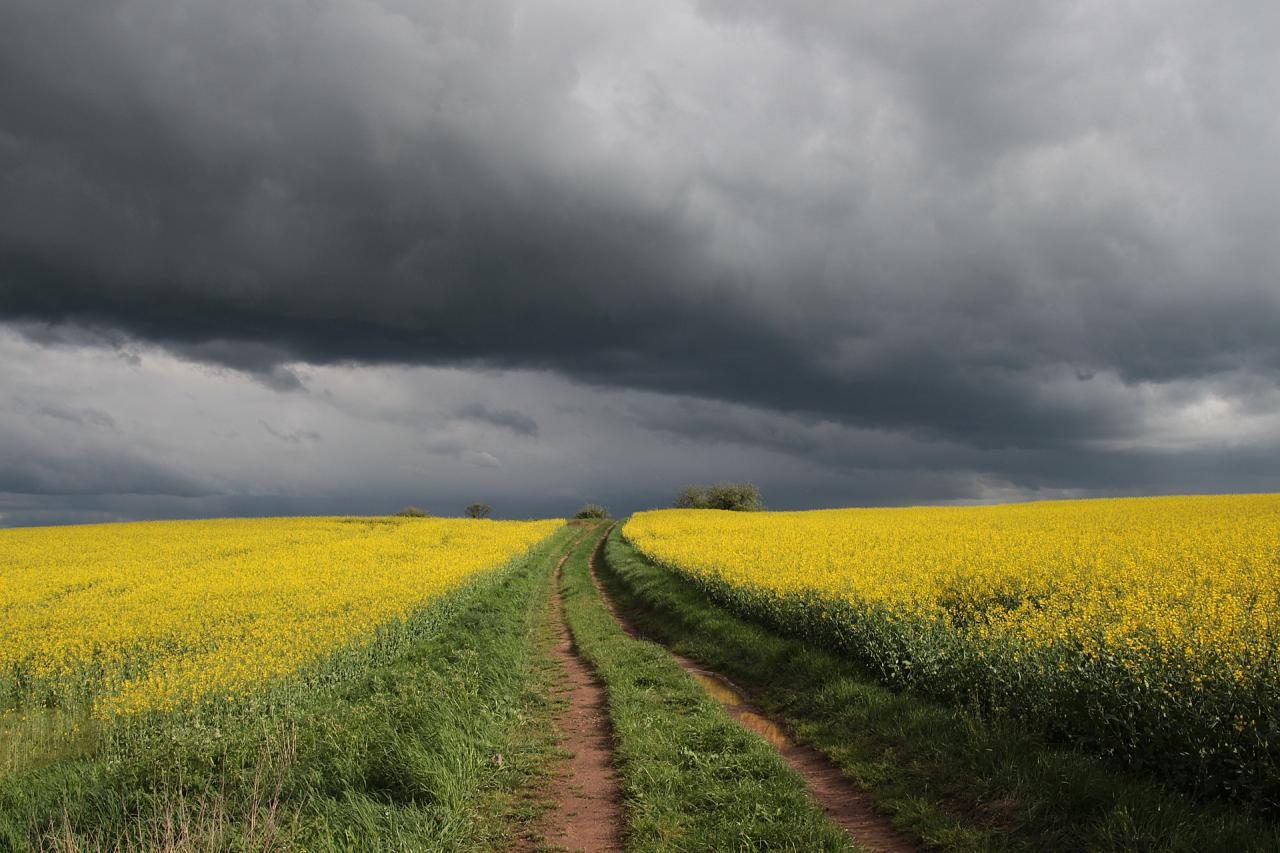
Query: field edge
601,526,1280,853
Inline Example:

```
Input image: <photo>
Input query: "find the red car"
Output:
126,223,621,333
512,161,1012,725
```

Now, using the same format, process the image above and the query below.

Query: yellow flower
624,494,1280,715
0,516,561,717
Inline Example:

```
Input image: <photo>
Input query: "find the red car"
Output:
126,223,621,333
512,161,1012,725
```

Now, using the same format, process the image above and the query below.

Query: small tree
574,503,609,520
675,485,707,509
705,482,763,511
465,502,492,519
673,482,763,512
394,506,429,518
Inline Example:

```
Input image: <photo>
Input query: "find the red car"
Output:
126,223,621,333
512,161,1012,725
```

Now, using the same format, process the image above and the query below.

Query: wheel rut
533,527,623,853
588,525,920,853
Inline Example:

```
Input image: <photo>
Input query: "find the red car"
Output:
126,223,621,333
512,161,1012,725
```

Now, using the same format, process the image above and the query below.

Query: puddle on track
686,670,791,750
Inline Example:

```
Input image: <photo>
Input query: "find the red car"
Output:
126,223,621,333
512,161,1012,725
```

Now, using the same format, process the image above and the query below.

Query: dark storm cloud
2,0,1279,513
456,403,539,438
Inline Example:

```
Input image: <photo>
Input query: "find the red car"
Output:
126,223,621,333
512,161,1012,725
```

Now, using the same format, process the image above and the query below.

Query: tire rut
533,527,623,853
588,525,920,853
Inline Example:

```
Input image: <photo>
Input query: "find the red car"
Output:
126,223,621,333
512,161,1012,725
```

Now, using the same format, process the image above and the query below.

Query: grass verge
0,525,580,852
602,529,1280,852
558,525,855,851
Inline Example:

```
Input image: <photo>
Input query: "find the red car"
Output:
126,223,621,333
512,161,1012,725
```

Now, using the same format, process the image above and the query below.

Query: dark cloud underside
1,0,1279,521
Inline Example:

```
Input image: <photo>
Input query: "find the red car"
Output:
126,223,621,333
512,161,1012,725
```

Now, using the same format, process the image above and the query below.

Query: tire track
588,525,919,853
532,526,623,852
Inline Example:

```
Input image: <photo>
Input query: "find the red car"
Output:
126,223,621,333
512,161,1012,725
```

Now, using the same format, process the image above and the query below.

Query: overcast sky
2,0,1278,526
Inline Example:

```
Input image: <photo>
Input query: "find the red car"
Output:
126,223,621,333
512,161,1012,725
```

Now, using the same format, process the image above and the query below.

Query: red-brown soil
530,533,623,852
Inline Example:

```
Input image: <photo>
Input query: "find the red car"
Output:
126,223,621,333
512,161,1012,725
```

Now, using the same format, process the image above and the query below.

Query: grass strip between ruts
558,524,856,852
601,528,1280,853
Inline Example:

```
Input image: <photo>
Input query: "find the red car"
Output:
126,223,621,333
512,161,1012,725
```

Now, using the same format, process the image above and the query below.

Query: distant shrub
674,482,763,512
394,506,429,518
465,502,492,519
675,486,707,509
574,504,609,520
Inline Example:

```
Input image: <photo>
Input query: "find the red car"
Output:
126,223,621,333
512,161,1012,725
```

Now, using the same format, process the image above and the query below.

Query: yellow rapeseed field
624,495,1280,799
0,516,561,717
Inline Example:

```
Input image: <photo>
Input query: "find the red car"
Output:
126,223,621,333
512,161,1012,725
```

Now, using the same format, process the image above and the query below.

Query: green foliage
602,530,1280,851
393,506,429,517
464,502,492,519
572,504,609,520
674,482,763,511
674,485,706,508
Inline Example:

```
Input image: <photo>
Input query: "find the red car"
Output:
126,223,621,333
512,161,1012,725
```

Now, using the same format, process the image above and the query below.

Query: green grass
601,529,1280,852
558,525,855,851
0,525,581,852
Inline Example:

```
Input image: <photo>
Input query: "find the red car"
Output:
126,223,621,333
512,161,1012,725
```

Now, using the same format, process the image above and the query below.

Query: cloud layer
1,0,1278,521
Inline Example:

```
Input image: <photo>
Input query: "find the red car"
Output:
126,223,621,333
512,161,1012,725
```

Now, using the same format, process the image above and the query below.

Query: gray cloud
424,439,501,468
0,421,215,498
0,452,212,498
32,403,117,430
258,419,322,445
1,0,1278,522
456,403,539,438
1,329,1278,526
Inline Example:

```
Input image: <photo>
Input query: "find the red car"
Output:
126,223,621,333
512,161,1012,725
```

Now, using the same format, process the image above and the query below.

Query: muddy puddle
686,669,791,750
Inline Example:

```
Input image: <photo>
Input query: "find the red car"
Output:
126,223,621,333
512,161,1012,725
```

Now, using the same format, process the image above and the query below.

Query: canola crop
0,516,561,718
624,495,1280,804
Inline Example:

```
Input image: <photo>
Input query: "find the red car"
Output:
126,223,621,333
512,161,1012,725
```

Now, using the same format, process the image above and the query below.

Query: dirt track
587,526,919,853
535,530,623,852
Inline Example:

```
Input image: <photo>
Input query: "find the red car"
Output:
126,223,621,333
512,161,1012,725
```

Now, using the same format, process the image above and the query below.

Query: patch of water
686,670,791,750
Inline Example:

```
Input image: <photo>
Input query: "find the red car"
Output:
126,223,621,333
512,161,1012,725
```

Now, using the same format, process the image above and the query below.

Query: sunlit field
0,516,562,718
624,495,1280,803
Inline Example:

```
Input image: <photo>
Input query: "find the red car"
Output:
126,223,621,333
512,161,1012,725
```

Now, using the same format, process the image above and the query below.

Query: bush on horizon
674,483,763,512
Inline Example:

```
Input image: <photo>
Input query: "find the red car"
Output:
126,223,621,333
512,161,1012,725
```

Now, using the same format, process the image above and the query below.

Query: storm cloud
456,403,539,438
1,0,1278,523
